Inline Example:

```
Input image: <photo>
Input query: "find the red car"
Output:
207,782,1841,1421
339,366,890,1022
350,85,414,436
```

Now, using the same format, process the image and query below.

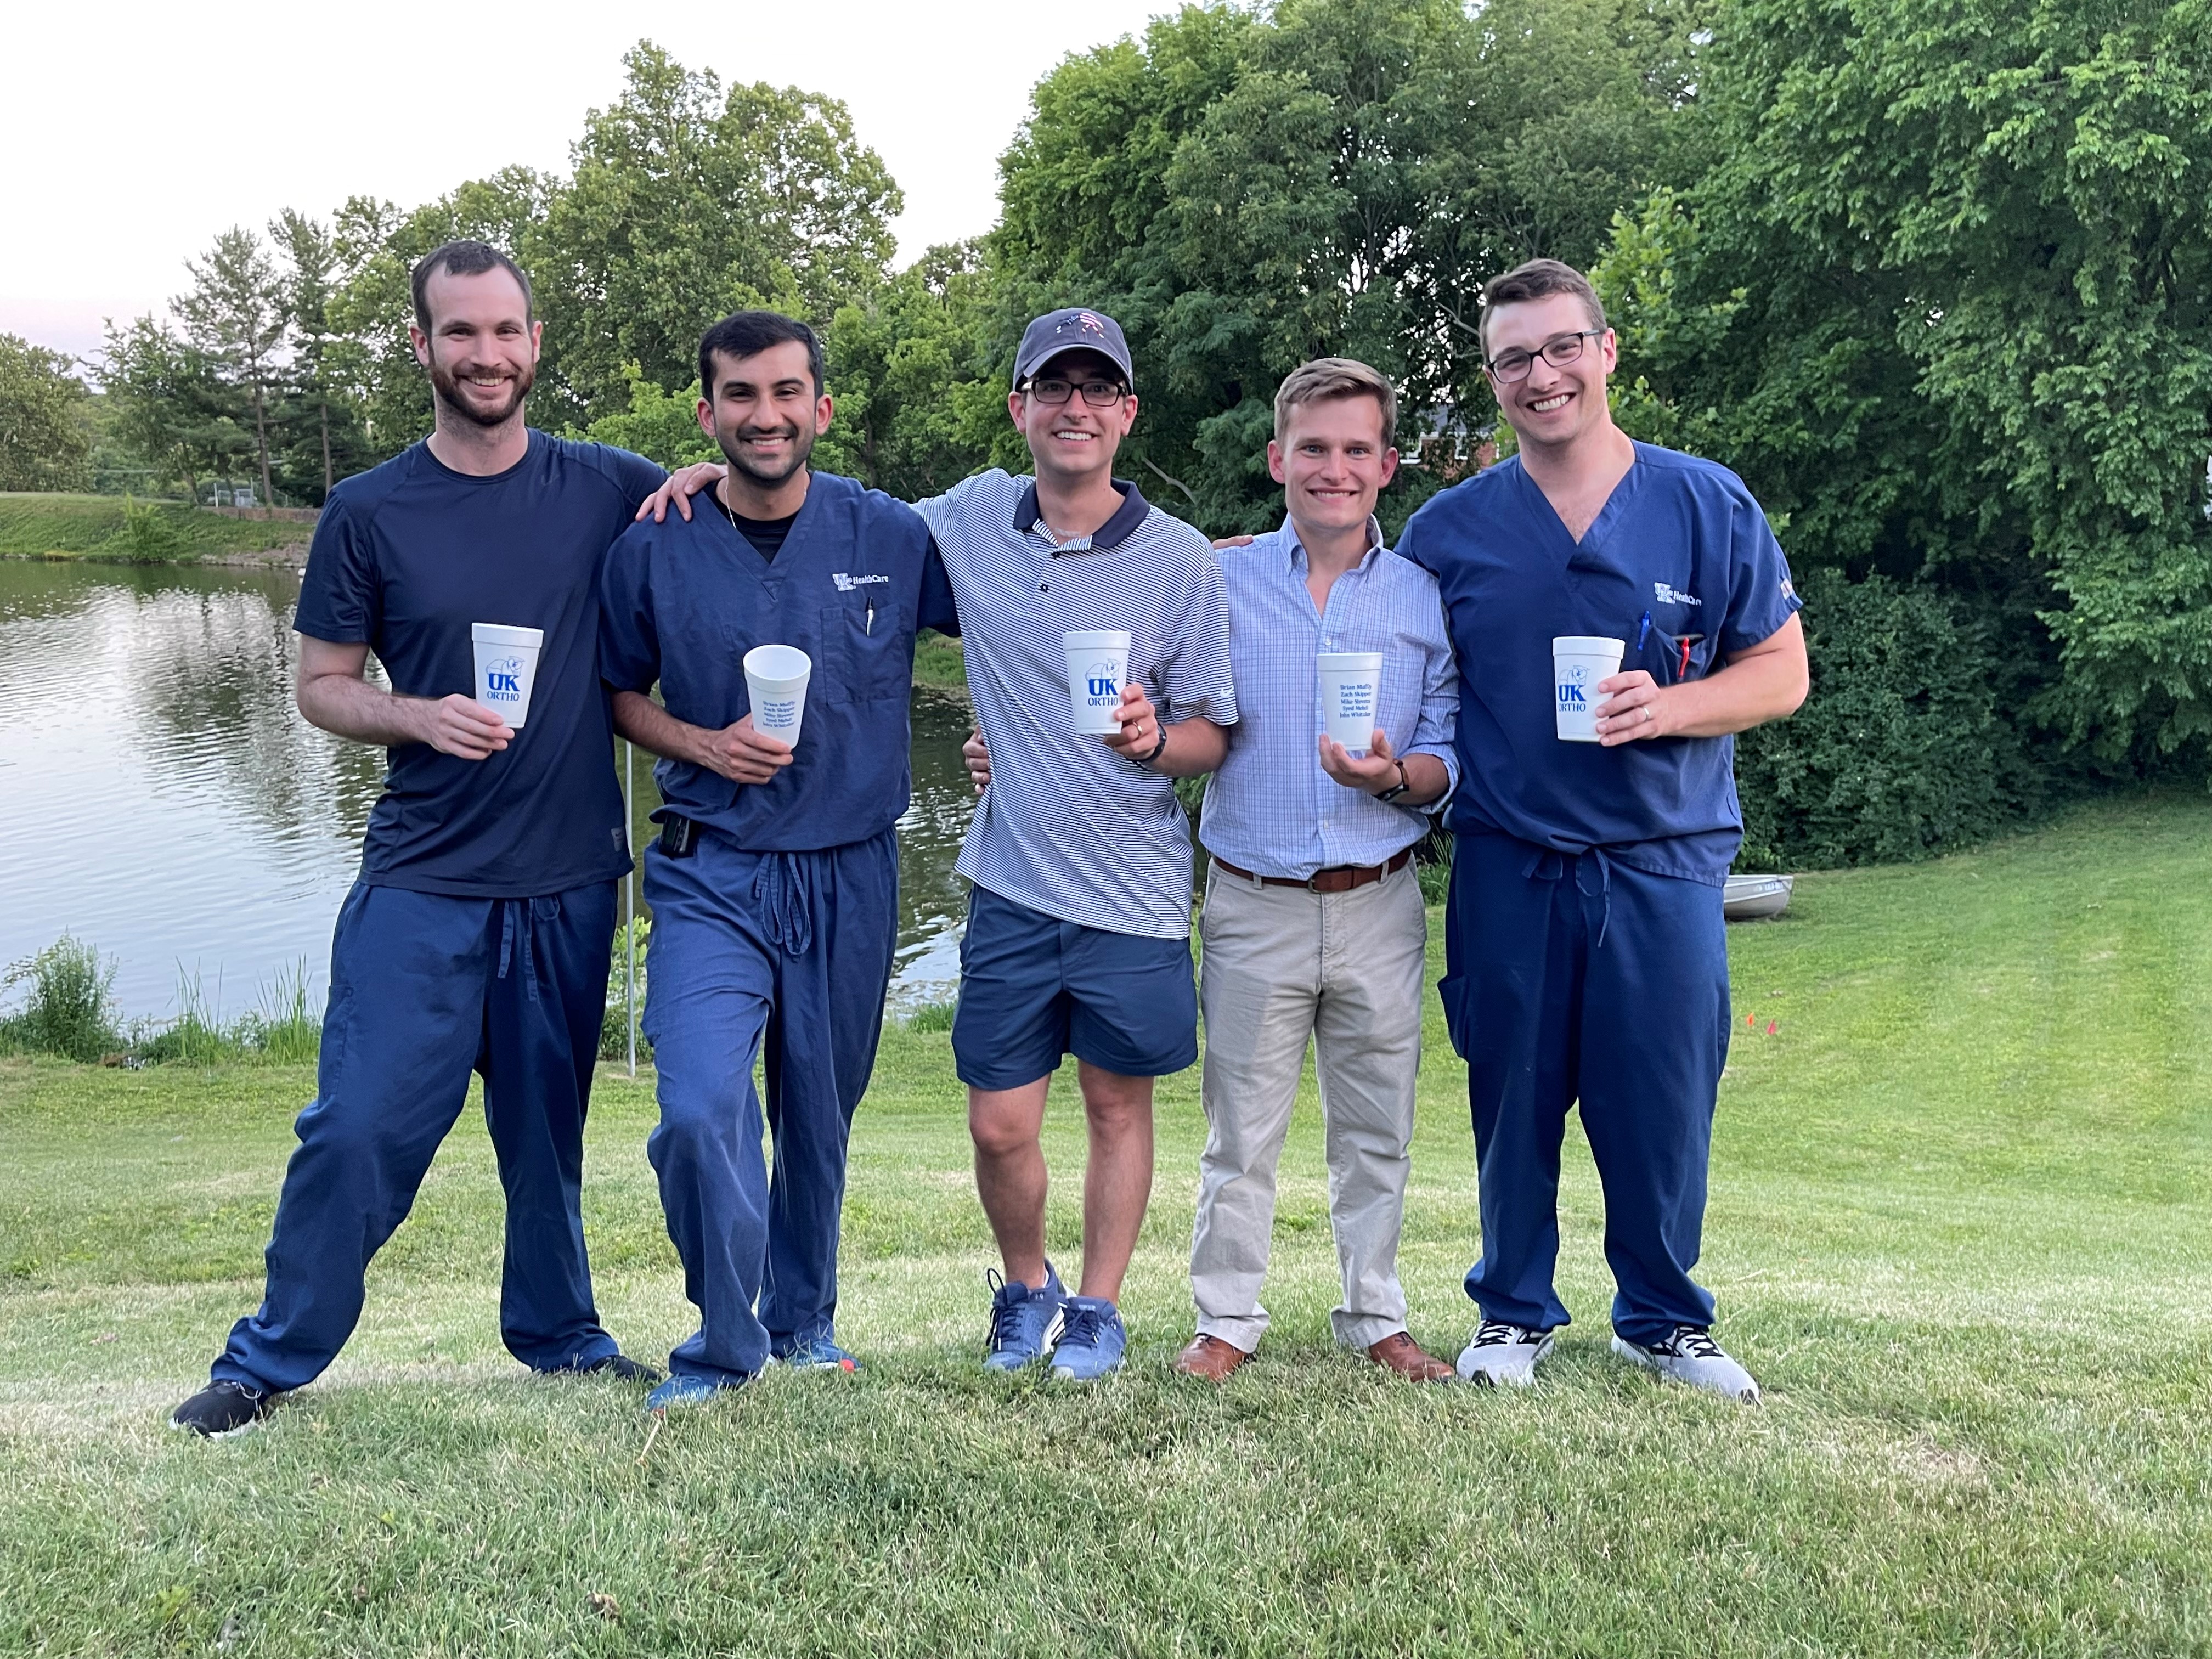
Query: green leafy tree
0,333,93,492
1596,0,2212,765
174,227,288,508
817,244,1007,496
994,0,1707,531
270,208,369,502
534,41,903,427
96,317,253,498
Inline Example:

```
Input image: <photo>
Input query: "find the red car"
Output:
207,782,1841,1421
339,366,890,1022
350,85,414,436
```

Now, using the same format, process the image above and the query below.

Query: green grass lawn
0,494,311,562
2,797,2207,1655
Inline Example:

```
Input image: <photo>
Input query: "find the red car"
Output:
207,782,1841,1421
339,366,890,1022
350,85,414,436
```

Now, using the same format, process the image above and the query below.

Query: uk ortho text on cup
743,644,812,746
1317,652,1385,753
1553,635,1626,742
471,623,544,729
1064,629,1133,736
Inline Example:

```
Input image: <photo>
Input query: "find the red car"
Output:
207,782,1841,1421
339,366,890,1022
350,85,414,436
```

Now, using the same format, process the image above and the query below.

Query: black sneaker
168,1379,280,1438
571,1352,664,1384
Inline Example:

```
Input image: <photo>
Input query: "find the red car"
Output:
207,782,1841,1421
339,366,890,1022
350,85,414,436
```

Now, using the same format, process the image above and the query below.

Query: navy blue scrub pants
642,825,896,1384
1439,833,1729,1345
213,880,620,1395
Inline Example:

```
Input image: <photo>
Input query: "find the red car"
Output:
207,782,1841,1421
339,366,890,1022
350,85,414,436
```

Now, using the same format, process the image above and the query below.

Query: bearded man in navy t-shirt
170,241,664,1438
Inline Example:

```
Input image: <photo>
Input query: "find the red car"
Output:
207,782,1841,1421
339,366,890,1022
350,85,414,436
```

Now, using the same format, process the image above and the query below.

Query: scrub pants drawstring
752,853,815,957
496,898,544,1001
1522,844,1616,949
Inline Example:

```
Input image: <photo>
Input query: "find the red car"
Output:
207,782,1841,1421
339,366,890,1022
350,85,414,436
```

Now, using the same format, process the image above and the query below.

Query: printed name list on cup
744,644,812,746
472,623,544,729
1318,652,1384,753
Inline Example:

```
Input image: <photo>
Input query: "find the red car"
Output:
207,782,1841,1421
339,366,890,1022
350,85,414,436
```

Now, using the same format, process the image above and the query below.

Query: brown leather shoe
1366,1331,1454,1383
1173,1334,1252,1381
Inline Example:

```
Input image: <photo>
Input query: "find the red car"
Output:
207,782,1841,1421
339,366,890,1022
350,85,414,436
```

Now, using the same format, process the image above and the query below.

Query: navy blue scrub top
294,431,665,898
1398,441,1802,884
597,469,960,853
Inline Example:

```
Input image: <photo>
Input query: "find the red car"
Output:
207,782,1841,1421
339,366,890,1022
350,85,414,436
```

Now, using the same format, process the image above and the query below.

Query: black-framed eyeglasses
1485,330,1604,383
1024,376,1129,407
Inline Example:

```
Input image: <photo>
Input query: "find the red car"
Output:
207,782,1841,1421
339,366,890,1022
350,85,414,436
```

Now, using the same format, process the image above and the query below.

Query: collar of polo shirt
1013,478,1151,551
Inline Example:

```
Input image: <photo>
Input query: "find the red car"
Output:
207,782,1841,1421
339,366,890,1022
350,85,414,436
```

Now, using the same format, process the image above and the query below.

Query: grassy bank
1,795,2207,1655
0,493,311,562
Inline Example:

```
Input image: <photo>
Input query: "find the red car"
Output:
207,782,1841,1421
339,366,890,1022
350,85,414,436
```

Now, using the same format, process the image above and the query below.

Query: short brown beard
430,356,534,428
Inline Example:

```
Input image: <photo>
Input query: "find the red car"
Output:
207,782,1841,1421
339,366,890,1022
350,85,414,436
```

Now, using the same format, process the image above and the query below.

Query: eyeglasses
1485,330,1604,383
1024,377,1128,407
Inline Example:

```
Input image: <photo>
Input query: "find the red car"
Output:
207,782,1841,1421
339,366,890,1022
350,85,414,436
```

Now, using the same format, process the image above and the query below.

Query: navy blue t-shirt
295,431,667,898
598,470,958,853
1398,442,1801,884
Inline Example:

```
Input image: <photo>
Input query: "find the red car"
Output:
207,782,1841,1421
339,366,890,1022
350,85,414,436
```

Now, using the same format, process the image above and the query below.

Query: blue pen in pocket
1637,610,1652,651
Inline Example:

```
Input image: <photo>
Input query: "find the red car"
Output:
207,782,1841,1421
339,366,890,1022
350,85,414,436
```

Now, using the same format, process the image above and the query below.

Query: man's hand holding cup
420,695,511,761
1593,671,1672,746
1101,684,1164,763
1318,727,1401,793
696,713,795,785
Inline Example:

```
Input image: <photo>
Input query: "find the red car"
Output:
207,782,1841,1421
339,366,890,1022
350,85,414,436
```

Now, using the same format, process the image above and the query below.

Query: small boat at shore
1723,873,1794,922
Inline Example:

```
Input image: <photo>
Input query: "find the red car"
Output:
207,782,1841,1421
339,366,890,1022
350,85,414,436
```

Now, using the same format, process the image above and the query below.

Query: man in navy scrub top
598,312,958,1410
1397,258,1808,1402
170,241,664,1438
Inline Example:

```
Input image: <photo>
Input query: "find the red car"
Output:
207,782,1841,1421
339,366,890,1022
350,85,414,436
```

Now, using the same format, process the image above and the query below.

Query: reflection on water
0,560,975,1020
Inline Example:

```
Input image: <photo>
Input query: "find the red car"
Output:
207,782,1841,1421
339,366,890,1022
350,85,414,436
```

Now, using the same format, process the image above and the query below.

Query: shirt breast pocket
1639,622,1714,687
821,597,910,706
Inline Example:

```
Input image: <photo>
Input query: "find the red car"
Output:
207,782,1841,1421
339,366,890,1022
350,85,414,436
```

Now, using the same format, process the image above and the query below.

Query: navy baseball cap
1014,308,1135,390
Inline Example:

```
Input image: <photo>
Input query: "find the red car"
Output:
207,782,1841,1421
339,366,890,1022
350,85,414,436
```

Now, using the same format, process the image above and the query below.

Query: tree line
5,0,2205,859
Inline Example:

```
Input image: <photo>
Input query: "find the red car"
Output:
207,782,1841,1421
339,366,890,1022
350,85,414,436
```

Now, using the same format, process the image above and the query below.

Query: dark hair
698,311,823,398
410,240,533,331
1480,258,1606,356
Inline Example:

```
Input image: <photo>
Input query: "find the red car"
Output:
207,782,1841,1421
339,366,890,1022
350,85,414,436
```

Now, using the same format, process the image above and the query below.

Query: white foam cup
1064,629,1133,736
743,644,812,746
1553,635,1626,742
471,623,544,729
1318,652,1385,752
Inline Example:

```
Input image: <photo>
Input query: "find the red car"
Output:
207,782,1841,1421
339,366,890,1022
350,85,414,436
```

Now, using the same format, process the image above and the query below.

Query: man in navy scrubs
1398,258,1808,1402
170,240,663,1438
600,312,957,1409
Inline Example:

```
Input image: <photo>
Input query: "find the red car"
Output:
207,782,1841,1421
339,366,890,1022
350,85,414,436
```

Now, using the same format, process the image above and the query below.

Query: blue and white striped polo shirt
916,470,1238,939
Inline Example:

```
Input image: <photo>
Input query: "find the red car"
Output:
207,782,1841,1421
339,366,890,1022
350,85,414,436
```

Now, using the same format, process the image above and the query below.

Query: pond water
0,558,977,1022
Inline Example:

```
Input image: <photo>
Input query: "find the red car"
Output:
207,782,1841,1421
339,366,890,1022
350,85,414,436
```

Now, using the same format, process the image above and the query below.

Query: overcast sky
3,0,1171,362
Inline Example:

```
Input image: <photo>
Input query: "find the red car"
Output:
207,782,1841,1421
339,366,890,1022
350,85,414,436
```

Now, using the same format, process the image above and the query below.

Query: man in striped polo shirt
922,309,1237,1381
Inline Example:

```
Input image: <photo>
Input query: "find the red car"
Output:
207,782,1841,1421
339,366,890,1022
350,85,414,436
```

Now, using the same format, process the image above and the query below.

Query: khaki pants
1190,856,1426,1352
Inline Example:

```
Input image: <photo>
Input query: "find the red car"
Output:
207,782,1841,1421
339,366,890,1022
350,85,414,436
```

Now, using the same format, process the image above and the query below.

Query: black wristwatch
1376,759,1413,804
1135,723,1172,768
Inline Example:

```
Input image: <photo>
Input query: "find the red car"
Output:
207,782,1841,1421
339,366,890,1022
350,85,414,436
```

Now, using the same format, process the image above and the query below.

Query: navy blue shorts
951,884,1199,1091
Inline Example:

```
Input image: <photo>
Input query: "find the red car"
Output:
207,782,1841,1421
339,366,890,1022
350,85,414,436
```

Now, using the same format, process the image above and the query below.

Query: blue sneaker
646,1372,745,1413
1049,1296,1127,1382
983,1264,1066,1371
778,1336,861,1373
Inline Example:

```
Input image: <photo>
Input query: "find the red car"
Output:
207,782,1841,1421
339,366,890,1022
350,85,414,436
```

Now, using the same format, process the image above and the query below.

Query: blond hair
1272,357,1398,448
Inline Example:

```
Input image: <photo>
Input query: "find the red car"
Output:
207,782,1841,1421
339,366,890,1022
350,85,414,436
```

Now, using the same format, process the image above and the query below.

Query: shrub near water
0,936,121,1062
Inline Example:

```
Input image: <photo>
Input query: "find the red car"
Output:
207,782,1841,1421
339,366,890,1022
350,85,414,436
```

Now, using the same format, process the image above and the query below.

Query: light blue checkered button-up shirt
1200,517,1460,881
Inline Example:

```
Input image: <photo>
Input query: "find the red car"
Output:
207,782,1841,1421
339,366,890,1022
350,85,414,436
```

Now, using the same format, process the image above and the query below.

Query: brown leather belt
1211,848,1413,894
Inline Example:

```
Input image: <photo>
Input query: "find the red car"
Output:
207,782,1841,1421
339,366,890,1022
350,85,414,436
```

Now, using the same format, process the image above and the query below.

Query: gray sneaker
1454,1320,1555,1387
1612,1325,1760,1403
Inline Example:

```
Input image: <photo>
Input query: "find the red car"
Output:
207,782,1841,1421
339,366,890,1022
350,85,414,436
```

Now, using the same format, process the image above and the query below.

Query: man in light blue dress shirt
1172,359,1463,1383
